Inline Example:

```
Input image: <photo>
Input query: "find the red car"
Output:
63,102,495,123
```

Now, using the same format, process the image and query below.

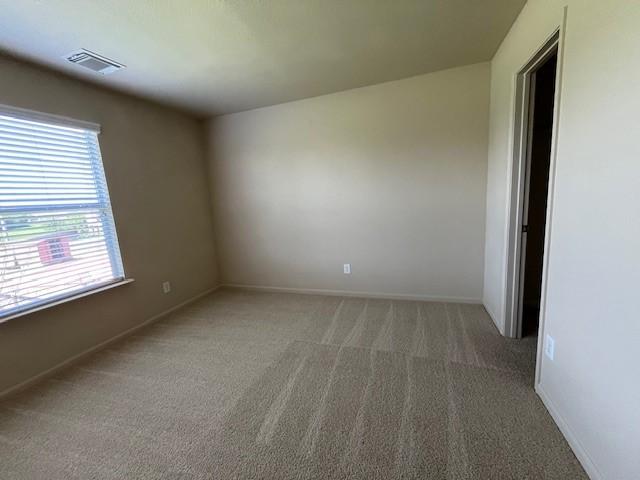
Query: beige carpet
0,289,587,479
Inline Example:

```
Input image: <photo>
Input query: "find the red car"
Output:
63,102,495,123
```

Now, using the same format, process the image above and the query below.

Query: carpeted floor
0,288,587,479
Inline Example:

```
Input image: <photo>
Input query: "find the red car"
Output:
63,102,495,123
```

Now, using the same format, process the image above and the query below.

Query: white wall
484,1,640,478
208,63,490,302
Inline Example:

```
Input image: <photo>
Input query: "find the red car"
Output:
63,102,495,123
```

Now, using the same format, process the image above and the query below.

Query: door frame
504,30,561,343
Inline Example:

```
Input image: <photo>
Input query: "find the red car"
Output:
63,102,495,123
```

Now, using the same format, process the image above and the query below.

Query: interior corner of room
0,1,639,479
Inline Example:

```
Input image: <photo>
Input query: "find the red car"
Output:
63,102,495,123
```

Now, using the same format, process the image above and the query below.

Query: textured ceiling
0,0,526,116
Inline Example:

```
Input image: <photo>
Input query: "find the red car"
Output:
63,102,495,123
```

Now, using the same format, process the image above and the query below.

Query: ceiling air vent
65,49,125,75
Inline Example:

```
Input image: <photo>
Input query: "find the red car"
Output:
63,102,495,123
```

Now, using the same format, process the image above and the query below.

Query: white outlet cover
545,334,555,360
343,264,351,274
162,281,171,293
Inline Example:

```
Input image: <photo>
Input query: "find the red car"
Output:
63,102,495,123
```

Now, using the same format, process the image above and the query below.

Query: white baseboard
222,283,481,304
536,384,601,480
0,285,220,400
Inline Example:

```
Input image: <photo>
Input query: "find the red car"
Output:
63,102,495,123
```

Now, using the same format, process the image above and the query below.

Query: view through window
0,107,124,319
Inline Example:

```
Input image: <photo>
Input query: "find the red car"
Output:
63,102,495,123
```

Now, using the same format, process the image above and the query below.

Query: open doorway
505,32,559,342
520,51,557,337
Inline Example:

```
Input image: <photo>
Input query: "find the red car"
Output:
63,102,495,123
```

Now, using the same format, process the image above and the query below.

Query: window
0,105,125,319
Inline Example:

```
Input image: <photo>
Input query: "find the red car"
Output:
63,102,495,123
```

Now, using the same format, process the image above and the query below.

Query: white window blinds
0,107,125,319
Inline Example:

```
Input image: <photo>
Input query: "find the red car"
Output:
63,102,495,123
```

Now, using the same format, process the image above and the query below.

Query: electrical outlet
162,281,171,294
545,334,555,360
343,263,351,274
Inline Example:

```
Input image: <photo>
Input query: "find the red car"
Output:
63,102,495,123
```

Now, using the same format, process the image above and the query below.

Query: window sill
0,278,135,324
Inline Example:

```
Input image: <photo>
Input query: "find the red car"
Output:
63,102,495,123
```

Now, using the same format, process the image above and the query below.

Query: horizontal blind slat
1,258,112,281
0,148,92,162
0,172,95,183
0,161,95,171
0,124,89,143
0,127,93,147
0,214,108,229
0,155,94,168
0,239,117,256
0,117,87,138
0,137,92,154
0,238,114,258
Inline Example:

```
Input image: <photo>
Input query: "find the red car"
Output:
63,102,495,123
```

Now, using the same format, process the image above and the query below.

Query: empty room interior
0,1,638,479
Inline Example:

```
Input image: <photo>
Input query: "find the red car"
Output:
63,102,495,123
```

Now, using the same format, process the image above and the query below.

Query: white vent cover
65,49,125,75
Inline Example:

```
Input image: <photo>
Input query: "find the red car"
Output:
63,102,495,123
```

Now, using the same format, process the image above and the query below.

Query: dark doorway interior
521,51,557,338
